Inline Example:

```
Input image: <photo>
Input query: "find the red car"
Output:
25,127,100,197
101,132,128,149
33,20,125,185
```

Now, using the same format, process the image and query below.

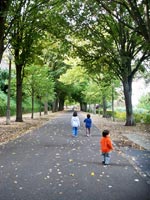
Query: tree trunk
112,84,115,121
0,14,4,62
52,98,59,112
39,98,42,116
88,104,91,112
44,102,48,115
102,95,107,117
58,98,64,111
15,64,23,122
94,104,96,114
31,87,34,119
6,58,12,125
80,102,87,112
123,79,135,126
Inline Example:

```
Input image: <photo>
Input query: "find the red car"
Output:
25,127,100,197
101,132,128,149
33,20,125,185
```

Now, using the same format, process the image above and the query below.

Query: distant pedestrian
100,130,114,165
71,111,80,137
84,114,92,136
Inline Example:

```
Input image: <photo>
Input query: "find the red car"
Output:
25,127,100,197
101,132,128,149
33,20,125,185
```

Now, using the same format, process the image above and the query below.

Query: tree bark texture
15,64,23,122
123,79,135,126
58,98,64,111
52,98,59,112
102,95,107,117
44,102,48,115
80,102,87,112
112,84,115,121
31,87,34,119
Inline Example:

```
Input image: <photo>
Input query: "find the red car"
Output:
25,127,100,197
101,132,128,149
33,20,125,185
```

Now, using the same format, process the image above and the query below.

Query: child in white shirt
71,111,80,137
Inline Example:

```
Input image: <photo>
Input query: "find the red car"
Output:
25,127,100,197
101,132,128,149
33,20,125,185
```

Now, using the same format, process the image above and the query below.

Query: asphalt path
0,111,150,200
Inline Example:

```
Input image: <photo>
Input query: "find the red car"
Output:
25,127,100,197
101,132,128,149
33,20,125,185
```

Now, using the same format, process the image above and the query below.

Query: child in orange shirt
100,130,114,165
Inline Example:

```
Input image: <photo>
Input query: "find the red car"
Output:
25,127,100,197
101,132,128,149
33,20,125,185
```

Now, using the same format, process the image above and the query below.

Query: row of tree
0,0,149,125
58,0,150,125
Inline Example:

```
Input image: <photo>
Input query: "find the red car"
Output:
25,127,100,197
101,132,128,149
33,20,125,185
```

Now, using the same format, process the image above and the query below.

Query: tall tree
39,35,72,112
60,0,149,125
0,0,12,62
59,66,90,111
23,64,54,118
7,0,60,121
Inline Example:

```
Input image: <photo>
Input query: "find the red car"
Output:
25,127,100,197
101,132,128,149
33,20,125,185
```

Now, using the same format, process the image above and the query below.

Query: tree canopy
1,0,149,125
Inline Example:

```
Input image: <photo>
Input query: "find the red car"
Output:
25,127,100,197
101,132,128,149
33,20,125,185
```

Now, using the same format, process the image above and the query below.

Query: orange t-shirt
100,136,113,153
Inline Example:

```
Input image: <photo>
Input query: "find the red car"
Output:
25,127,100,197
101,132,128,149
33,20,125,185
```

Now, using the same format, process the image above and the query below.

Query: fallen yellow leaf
91,172,95,176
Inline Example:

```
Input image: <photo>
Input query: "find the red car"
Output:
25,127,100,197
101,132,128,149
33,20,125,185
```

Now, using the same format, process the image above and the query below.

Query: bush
105,110,113,117
96,110,113,117
96,109,102,114
0,91,16,116
134,108,149,113
114,111,150,124
0,92,41,117
94,107,150,124
143,113,150,124
134,112,150,124
0,91,7,116
114,111,126,121
22,98,42,114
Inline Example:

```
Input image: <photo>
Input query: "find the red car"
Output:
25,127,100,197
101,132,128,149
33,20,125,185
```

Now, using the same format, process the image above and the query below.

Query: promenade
0,111,150,200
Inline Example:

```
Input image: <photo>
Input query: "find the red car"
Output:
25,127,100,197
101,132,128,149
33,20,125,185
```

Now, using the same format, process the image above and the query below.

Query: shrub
114,112,126,121
143,113,150,124
105,110,113,117
0,92,7,116
22,98,42,114
134,112,150,123
0,92,41,117
0,91,16,116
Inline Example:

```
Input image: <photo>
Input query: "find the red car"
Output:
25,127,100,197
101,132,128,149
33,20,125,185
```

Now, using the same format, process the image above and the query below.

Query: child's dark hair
87,114,90,118
73,111,77,116
102,130,109,137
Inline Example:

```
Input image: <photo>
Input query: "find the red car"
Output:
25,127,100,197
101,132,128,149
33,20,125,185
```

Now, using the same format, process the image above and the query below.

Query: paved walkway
123,133,150,150
120,133,150,182
0,111,150,200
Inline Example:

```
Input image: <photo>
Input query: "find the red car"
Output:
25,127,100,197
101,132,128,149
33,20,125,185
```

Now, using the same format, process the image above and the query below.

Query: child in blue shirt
84,114,92,136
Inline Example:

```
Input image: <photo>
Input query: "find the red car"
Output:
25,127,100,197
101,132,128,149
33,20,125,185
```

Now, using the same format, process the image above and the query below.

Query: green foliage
59,66,89,103
0,91,16,116
60,66,88,84
0,69,9,92
3,0,148,125
34,34,71,78
114,112,126,121
59,0,149,126
0,91,7,116
83,81,101,104
96,110,114,117
137,94,150,110
114,110,150,124
8,0,56,64
134,112,150,124
22,98,40,113
0,90,42,116
144,114,150,124
23,64,55,103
